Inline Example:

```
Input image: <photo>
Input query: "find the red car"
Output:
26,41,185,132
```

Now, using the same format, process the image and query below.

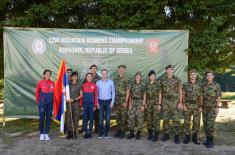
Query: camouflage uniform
114,75,130,132
66,82,81,132
160,75,182,135
202,82,222,137
128,82,146,131
146,80,161,132
183,81,202,135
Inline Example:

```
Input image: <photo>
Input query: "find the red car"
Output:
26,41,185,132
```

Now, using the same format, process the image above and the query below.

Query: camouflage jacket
113,75,130,97
130,81,146,100
146,80,160,102
203,81,222,108
160,75,182,99
183,81,202,104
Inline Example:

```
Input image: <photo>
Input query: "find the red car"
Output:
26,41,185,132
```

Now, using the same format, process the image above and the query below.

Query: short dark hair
43,69,51,75
67,68,73,72
85,72,93,78
90,64,98,70
165,65,174,70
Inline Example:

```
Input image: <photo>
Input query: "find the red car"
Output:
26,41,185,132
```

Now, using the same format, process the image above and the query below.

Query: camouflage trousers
65,102,80,132
146,100,161,132
203,107,217,137
115,97,128,132
162,98,181,135
128,100,144,131
183,104,201,135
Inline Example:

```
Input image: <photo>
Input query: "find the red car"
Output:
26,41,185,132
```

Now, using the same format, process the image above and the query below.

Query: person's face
101,70,108,79
44,71,51,80
86,74,93,82
166,68,174,76
149,74,156,81
206,73,214,82
118,67,125,76
71,75,78,82
135,74,141,83
67,70,72,77
90,67,97,74
189,72,197,81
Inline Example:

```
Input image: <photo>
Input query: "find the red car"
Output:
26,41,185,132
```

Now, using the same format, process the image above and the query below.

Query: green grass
0,119,59,136
222,92,235,100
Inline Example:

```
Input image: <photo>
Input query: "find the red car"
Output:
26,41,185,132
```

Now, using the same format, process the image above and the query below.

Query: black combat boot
66,131,72,139
183,134,190,144
119,131,125,139
147,129,153,140
174,135,180,144
206,136,214,148
192,133,200,145
161,133,170,141
114,130,122,138
152,131,159,142
127,130,135,139
203,136,209,146
136,131,141,140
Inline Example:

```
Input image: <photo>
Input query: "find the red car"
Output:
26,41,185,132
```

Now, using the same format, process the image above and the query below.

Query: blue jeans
98,99,111,135
82,102,94,134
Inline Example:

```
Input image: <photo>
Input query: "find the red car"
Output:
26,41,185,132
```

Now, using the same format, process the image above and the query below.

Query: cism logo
32,39,46,54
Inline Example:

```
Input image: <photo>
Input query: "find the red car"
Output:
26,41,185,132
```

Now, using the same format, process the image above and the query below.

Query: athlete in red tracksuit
80,73,98,138
35,70,54,141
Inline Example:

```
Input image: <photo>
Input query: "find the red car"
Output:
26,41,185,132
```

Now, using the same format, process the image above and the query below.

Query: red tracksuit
35,79,54,134
81,81,98,134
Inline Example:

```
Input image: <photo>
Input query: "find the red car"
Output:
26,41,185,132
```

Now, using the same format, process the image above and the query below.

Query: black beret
71,71,78,77
148,70,156,77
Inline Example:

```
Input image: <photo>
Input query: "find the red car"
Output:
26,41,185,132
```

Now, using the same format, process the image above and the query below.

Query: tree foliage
0,0,235,75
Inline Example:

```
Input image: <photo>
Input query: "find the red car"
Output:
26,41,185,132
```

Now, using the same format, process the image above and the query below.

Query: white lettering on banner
59,47,133,54
49,37,144,44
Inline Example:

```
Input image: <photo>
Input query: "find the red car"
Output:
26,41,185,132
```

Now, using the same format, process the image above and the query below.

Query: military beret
118,65,126,69
189,69,197,74
135,71,142,77
148,70,156,77
71,71,78,77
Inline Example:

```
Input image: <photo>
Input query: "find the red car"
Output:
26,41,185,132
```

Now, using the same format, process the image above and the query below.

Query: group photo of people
36,64,221,149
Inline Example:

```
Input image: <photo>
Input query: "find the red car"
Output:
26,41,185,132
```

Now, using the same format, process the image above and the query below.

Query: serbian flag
54,59,70,133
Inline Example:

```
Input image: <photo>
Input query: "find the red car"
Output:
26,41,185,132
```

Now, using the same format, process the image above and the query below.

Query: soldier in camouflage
159,65,183,144
113,65,130,138
182,69,203,144
127,71,146,140
202,71,221,148
145,70,161,142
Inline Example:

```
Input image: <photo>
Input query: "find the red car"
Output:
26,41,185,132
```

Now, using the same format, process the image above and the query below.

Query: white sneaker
44,134,50,141
40,134,45,141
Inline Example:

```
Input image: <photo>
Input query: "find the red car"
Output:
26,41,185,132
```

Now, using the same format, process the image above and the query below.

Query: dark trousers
94,109,99,131
38,102,53,134
82,103,94,134
38,92,53,134
98,99,111,135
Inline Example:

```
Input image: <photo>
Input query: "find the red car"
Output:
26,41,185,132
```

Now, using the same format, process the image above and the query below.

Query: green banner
4,27,188,117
